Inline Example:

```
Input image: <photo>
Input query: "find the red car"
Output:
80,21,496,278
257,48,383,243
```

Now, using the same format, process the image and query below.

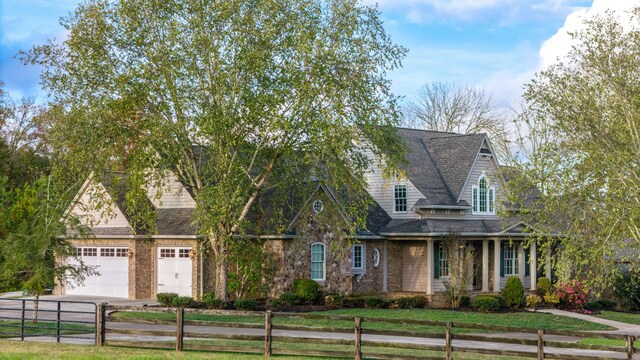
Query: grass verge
595,311,640,326
0,320,94,339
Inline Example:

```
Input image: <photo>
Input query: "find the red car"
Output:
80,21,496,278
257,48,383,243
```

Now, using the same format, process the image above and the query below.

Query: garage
66,247,129,297
157,247,193,297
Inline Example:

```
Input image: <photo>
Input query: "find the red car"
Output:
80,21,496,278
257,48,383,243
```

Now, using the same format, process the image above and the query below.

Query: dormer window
394,185,407,212
472,175,495,214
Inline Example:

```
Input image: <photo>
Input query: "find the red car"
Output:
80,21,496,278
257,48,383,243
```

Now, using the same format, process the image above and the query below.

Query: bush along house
57,128,546,305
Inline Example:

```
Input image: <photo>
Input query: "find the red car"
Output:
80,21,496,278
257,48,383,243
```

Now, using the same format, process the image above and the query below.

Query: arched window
472,175,495,214
310,243,325,281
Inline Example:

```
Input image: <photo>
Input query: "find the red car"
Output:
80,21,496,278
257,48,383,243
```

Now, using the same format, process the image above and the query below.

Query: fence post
355,317,362,360
20,300,25,341
265,310,272,357
56,301,61,343
95,303,106,346
176,307,184,352
627,335,635,360
537,329,545,360
445,322,453,360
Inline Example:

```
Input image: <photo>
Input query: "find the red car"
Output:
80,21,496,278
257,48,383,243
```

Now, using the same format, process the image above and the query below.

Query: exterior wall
361,147,424,220
131,240,153,299
146,172,196,209
459,154,502,219
70,180,130,228
386,241,403,292
352,240,385,294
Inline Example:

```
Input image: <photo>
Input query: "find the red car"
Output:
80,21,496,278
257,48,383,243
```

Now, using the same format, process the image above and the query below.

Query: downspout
199,242,204,299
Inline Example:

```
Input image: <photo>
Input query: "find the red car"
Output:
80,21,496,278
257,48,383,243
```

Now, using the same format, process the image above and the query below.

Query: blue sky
0,0,635,108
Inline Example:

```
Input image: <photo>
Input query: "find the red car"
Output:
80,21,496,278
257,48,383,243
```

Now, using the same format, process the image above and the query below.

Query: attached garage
66,247,129,297
157,247,193,297
402,243,427,292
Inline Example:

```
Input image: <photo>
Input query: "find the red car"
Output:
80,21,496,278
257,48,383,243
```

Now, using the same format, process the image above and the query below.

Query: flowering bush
555,280,589,311
526,294,542,311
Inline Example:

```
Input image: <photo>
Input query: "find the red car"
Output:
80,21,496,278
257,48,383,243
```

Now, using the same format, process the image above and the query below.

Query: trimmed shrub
460,296,471,308
472,295,501,312
343,295,365,308
234,298,258,311
157,293,179,307
324,294,340,306
279,292,301,305
396,296,428,309
502,276,525,309
537,277,553,295
201,292,227,309
544,292,559,308
526,294,542,311
363,296,390,309
174,296,195,308
268,299,282,309
293,279,320,303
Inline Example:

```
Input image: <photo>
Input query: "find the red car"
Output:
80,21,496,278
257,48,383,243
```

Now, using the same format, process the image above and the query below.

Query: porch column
545,246,552,282
518,243,525,283
482,240,489,292
530,241,537,291
426,239,434,295
493,239,501,292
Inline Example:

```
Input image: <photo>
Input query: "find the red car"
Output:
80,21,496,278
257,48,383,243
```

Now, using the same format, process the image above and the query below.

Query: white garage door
66,247,129,298
157,247,193,297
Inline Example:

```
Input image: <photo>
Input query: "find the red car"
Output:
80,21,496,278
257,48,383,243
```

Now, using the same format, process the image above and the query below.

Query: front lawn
595,311,640,325
0,320,94,339
111,308,613,333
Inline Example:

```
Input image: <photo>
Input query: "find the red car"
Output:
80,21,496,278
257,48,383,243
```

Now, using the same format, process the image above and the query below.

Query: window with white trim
310,243,325,281
352,244,366,275
503,243,519,276
472,175,495,214
438,244,450,278
394,184,407,212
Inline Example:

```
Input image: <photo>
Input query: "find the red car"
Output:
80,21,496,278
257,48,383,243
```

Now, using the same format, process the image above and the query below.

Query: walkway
538,309,640,336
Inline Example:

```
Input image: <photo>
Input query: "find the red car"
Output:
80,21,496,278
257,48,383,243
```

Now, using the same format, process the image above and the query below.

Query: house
57,128,546,304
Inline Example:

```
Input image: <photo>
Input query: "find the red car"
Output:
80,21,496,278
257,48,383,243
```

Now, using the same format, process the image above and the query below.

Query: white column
518,244,525,283
530,241,537,291
482,240,489,292
493,239,501,292
545,246,552,282
426,239,434,295
382,240,388,293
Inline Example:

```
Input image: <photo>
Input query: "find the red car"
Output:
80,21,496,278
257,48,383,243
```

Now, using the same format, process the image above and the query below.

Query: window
394,185,407,212
160,248,175,258
352,244,366,275
372,248,380,268
312,200,323,214
116,248,128,257
83,248,97,257
472,175,495,214
438,243,450,278
75,247,82,257
100,248,115,257
179,249,191,258
502,243,519,276
310,243,325,281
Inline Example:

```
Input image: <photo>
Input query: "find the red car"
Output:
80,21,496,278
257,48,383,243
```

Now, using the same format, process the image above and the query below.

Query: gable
146,172,196,209
67,175,132,230
287,185,352,234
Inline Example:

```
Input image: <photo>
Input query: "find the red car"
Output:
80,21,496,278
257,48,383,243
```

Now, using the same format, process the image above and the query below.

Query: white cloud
539,0,637,69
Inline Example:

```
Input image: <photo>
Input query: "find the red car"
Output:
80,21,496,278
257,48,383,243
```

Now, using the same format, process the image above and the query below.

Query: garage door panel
157,247,192,297
66,247,129,298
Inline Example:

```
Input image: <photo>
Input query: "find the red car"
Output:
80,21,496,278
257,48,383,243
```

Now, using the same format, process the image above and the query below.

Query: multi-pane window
310,243,325,281
438,244,450,278
472,176,495,214
394,185,407,212
503,244,519,276
83,248,97,257
116,248,128,257
100,248,115,257
160,248,176,258
75,247,82,257
352,244,365,275
179,249,190,258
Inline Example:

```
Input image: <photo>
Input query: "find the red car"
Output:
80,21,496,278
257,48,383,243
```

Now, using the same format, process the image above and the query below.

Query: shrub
174,296,195,308
613,271,640,311
526,294,542,311
544,292,560,308
268,299,282,309
555,280,588,311
279,292,301,305
396,296,428,309
502,276,525,309
234,298,258,311
201,292,227,309
293,279,320,303
537,277,553,295
363,296,390,309
472,295,501,312
324,294,340,306
157,293,179,307
343,295,365,308
460,296,471,308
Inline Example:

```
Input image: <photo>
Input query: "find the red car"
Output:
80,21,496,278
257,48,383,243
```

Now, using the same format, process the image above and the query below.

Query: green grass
0,320,94,338
578,338,626,347
595,311,640,325
112,308,612,333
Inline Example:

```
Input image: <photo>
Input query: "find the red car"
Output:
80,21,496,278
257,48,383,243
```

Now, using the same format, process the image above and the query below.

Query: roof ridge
426,132,486,140
418,138,457,203
396,127,460,135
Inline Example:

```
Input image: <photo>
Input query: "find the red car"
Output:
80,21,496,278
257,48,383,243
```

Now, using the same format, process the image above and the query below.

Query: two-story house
58,128,543,304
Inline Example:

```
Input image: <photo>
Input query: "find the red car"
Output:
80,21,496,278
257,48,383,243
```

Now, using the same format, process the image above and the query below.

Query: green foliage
323,294,340,306
472,295,501,312
586,299,617,311
174,296,195,308
396,296,428,309
201,292,228,310
537,277,553,294
526,294,542,310
279,292,302,305
460,296,471,308
233,298,258,311
24,0,407,302
544,292,560,308
227,239,276,299
502,276,524,309
613,271,640,311
293,278,320,304
342,295,365,308
363,296,390,309
156,293,179,307
268,298,282,309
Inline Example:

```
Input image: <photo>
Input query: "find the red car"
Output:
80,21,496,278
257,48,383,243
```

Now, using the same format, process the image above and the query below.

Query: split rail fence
100,305,637,360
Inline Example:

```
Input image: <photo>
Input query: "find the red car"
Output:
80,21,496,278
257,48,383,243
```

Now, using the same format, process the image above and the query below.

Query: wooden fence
99,305,637,360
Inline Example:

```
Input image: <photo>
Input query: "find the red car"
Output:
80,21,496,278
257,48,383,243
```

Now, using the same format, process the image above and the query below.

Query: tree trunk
211,235,229,302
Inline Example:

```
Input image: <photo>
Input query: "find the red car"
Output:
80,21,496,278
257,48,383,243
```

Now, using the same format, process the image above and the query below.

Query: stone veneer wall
386,241,403,292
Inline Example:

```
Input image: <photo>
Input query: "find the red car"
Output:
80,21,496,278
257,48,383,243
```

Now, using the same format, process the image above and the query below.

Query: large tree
23,0,406,300
509,8,640,290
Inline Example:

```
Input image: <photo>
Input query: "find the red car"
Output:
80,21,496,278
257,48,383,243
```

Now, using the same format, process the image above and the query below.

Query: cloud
539,0,637,68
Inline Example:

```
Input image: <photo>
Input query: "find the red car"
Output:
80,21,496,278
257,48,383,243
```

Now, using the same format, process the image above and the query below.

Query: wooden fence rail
99,305,637,360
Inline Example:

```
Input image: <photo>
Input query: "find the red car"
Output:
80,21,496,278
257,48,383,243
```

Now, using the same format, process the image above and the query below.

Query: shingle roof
379,218,528,235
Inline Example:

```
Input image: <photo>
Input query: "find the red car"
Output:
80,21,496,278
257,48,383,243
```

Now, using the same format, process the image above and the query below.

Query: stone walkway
538,309,640,336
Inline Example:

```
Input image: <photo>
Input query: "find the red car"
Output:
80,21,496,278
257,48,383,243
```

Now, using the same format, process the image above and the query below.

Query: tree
22,0,406,301
441,235,474,308
404,82,511,162
510,8,640,291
